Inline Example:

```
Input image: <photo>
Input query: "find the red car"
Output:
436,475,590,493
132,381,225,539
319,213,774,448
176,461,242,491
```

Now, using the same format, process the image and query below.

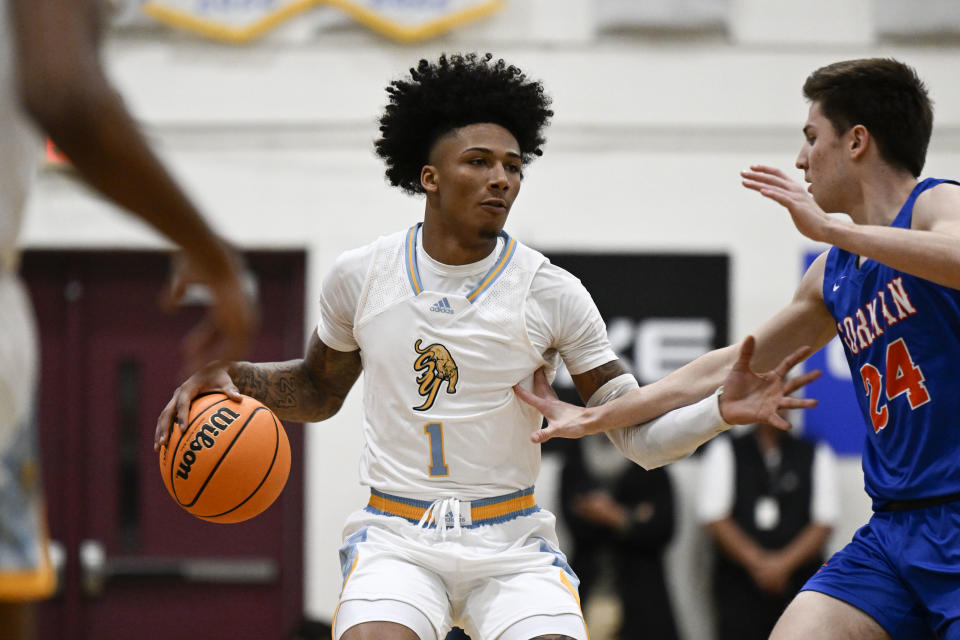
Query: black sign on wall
543,252,730,397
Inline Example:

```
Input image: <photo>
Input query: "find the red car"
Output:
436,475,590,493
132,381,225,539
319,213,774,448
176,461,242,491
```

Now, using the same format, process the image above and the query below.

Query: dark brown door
21,251,305,640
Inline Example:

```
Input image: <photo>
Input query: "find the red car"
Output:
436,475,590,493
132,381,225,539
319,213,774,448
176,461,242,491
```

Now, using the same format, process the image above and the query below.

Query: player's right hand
154,363,243,451
741,164,834,243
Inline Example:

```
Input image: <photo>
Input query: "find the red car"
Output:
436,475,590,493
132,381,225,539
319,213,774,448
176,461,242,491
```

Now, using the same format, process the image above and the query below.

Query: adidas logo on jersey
429,297,455,314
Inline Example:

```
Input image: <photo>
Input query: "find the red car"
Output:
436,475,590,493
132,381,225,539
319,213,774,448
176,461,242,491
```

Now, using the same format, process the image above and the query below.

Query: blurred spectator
697,424,839,640
561,435,679,640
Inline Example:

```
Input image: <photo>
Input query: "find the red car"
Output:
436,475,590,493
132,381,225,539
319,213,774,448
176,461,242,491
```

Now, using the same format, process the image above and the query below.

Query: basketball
158,393,291,523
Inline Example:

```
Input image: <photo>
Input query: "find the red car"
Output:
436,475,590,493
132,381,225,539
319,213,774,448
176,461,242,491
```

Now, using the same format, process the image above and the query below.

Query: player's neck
419,220,499,266
848,169,918,227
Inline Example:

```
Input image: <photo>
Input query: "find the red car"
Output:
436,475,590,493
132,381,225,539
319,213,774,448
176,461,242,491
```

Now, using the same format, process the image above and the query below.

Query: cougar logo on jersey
412,339,459,411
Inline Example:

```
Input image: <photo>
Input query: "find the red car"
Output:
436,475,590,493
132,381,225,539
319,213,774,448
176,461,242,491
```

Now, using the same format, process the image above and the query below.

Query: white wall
19,1,960,636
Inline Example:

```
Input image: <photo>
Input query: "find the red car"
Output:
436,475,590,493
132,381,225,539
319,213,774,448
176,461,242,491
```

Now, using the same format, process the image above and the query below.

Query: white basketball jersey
0,1,40,263
0,2,40,451
354,224,549,500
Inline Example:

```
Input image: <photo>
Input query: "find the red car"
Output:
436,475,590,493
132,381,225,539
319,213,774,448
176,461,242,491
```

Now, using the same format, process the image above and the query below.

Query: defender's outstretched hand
717,335,820,429
513,369,591,444
741,165,834,243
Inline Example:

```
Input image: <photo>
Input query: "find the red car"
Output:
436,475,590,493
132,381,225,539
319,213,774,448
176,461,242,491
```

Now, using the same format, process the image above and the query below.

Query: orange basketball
158,393,290,523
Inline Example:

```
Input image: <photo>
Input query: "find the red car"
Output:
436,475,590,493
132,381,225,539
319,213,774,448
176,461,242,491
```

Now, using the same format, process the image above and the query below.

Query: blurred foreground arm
10,0,257,369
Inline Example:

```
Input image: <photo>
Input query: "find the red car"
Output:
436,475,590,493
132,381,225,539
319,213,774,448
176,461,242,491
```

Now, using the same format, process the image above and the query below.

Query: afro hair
375,53,554,195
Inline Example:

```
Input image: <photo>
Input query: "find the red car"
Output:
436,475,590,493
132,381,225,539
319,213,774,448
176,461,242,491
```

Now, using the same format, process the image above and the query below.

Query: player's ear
421,165,439,194
849,124,870,160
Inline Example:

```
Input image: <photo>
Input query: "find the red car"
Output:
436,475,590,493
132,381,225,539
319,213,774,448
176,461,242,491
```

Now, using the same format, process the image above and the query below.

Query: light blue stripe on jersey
467,233,517,303
404,225,423,295
402,223,517,303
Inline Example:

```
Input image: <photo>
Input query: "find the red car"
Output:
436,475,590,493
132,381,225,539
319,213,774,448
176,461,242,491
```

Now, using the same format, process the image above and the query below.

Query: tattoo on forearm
232,362,303,410
275,375,299,408
229,344,362,422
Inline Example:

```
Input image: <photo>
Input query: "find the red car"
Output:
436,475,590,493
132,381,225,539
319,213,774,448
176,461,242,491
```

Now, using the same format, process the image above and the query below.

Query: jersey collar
404,223,517,303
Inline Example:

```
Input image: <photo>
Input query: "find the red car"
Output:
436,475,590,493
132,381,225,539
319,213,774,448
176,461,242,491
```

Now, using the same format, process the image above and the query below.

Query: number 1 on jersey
424,423,449,476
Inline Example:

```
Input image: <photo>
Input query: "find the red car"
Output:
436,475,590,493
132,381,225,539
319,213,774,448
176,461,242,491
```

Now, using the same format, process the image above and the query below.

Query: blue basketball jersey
821,178,960,509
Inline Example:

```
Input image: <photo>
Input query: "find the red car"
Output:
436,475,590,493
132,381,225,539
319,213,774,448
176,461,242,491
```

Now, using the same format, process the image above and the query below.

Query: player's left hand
718,335,821,429
741,165,834,242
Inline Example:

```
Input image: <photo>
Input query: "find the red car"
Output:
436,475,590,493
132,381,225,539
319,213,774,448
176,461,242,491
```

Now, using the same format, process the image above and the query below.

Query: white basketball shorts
333,488,587,640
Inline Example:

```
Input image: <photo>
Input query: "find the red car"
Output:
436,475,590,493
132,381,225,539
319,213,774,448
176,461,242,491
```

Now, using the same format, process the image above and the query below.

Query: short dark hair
803,58,933,177
375,53,554,195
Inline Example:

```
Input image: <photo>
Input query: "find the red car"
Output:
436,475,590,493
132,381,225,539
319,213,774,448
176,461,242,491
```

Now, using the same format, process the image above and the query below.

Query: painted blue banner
800,250,865,456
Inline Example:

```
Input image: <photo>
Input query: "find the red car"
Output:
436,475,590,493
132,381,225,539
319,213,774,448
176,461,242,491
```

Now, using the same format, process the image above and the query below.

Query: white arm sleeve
587,374,734,470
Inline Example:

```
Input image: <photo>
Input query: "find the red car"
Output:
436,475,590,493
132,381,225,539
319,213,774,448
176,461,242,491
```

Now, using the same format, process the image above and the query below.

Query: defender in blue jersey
517,58,960,639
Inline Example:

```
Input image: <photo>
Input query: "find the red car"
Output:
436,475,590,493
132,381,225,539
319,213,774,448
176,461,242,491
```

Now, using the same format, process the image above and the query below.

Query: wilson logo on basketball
160,393,290,523
176,407,240,480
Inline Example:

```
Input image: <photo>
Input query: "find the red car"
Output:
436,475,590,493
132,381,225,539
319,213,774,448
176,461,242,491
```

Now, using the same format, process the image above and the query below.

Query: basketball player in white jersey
1,0,256,636
155,53,817,640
